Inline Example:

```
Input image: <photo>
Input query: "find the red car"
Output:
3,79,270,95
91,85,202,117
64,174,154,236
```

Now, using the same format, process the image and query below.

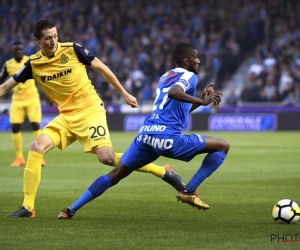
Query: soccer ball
272,199,300,224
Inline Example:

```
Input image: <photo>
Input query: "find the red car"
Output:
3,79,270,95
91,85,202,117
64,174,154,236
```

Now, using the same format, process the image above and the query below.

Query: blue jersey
122,68,207,168
139,67,198,135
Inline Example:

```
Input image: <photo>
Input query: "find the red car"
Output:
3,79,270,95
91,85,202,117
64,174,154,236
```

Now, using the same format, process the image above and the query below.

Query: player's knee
220,139,230,154
96,148,115,166
31,122,40,131
98,155,115,166
11,124,21,133
29,140,44,154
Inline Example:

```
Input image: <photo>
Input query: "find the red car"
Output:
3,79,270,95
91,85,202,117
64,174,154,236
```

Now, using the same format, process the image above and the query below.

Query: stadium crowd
0,0,299,105
240,0,300,105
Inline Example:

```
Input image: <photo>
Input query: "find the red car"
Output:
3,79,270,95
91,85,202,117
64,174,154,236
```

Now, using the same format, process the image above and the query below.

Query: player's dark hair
171,43,195,66
12,41,23,46
33,19,56,39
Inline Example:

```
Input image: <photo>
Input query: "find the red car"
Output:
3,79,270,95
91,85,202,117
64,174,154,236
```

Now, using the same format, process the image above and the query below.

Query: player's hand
203,91,223,106
201,83,215,99
124,93,138,108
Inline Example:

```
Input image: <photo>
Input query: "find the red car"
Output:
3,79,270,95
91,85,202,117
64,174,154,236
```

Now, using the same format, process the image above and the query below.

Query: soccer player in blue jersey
58,42,229,219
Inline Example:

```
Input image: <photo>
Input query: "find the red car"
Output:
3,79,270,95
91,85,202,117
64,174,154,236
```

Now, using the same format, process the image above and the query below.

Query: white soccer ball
272,199,300,224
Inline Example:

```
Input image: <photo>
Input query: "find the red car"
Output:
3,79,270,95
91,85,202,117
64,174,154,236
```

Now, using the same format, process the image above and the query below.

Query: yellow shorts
42,104,112,153
9,98,42,124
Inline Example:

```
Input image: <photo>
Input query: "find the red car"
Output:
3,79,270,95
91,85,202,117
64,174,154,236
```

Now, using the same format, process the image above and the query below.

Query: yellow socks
12,132,23,158
33,129,42,139
113,153,165,178
23,151,43,211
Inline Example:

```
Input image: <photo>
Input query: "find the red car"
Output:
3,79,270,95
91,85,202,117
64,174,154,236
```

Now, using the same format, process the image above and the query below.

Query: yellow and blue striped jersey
13,42,101,113
0,56,39,101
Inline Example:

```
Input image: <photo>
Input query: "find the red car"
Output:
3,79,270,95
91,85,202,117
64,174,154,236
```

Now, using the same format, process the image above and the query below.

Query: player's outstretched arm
90,57,138,108
168,85,203,104
168,84,223,110
0,77,18,97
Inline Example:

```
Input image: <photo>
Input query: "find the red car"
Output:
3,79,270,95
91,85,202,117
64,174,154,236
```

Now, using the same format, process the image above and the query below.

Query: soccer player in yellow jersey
0,19,184,218
0,41,46,167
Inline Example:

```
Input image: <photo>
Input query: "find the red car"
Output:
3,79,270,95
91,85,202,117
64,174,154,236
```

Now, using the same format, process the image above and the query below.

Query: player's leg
26,98,46,166
78,106,184,191
183,135,229,193
113,152,183,190
113,152,166,177
58,163,134,219
5,133,54,218
93,138,183,191
169,134,229,210
30,122,46,167
58,138,158,219
6,115,76,218
9,101,26,167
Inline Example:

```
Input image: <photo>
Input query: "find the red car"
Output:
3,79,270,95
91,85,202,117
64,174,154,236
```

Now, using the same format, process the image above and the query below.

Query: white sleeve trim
174,71,194,92
174,82,186,91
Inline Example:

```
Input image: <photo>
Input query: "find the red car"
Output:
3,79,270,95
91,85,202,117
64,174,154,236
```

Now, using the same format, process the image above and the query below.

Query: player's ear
34,37,40,46
183,57,189,65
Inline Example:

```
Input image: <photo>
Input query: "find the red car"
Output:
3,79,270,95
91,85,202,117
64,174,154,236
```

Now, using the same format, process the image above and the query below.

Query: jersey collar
173,67,189,73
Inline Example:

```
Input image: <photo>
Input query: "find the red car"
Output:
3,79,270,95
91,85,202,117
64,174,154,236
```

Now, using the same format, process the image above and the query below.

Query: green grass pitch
0,131,300,250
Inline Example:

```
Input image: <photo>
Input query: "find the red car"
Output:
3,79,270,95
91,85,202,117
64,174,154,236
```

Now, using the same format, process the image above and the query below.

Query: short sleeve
175,72,198,92
13,60,33,83
73,43,96,66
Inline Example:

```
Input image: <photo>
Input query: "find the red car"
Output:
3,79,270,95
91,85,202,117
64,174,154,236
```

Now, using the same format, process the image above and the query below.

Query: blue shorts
121,134,206,170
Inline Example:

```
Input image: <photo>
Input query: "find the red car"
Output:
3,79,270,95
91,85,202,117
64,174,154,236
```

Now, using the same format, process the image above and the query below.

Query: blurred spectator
240,83,253,102
263,76,278,102
278,65,293,100
248,55,265,77
282,91,297,106
251,78,264,102
263,52,277,72
225,89,238,106
257,89,268,102
125,63,145,100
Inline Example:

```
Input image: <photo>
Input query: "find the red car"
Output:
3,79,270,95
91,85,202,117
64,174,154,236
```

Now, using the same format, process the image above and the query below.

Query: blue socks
184,152,226,193
68,175,111,214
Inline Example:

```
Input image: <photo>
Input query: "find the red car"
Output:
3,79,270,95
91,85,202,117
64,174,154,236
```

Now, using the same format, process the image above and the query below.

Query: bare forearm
0,86,8,97
168,84,222,113
0,77,18,97
168,86,204,106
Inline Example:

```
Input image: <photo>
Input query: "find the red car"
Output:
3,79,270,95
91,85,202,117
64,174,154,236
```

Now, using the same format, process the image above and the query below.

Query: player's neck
41,50,55,59
14,57,23,63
